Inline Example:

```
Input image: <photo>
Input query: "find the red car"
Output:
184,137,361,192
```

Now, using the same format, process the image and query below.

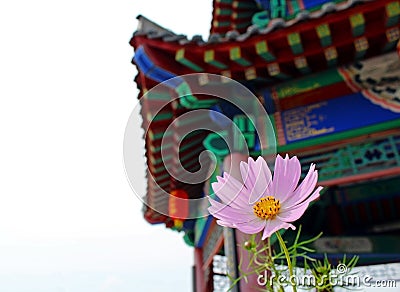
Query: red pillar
194,247,205,292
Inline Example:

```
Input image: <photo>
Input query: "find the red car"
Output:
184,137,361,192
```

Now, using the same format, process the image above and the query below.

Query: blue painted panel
133,46,153,74
302,0,338,10
255,0,343,19
209,101,244,129
282,93,400,143
261,89,276,114
134,46,178,86
195,215,213,248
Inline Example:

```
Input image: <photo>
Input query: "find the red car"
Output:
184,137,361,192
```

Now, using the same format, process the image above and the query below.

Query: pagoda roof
131,0,399,89
209,0,261,35
131,0,400,227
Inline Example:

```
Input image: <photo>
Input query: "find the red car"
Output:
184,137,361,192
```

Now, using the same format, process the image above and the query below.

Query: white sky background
0,1,211,291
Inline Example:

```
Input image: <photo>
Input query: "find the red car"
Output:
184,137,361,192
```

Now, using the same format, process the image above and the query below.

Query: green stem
275,231,297,292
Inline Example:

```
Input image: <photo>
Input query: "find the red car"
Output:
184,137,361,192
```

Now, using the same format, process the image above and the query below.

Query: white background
0,1,211,291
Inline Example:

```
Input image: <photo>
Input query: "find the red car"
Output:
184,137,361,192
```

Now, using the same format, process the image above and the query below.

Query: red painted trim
279,128,400,157
362,90,400,113
322,167,400,187
194,248,206,292
278,81,354,111
202,233,224,270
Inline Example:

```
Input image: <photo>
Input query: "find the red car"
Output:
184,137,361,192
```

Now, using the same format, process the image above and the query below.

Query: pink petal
283,186,322,214
241,157,272,204
262,219,296,240
208,199,254,224
282,163,318,206
211,176,250,209
216,220,235,228
235,218,266,234
277,205,309,222
271,155,301,202
208,198,252,215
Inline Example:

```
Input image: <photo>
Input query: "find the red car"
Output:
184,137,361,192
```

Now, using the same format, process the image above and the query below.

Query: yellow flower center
253,196,280,220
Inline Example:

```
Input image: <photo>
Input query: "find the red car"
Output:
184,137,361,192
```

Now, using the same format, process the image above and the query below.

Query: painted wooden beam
385,1,400,27
245,67,257,80
287,32,303,55
232,0,258,9
294,56,311,74
255,40,276,62
232,11,254,19
383,27,400,52
230,46,252,66
212,20,230,28
267,63,290,79
354,37,369,60
204,50,228,69
316,23,332,47
349,13,365,37
215,8,232,16
175,48,203,72
324,47,338,67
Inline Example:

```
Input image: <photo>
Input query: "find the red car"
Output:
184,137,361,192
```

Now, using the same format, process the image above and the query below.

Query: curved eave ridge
131,0,400,90
134,47,219,109
133,0,376,45
133,46,178,86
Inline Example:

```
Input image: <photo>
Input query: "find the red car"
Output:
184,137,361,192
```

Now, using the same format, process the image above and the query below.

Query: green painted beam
287,32,303,54
274,68,343,99
145,91,171,101
316,24,332,47
215,8,232,16
175,48,203,72
146,111,173,123
233,0,257,9
230,47,252,66
385,1,400,27
212,20,230,28
232,11,254,19
149,154,173,166
148,129,173,141
233,22,251,29
350,13,365,37
175,81,217,109
255,41,276,62
204,50,227,69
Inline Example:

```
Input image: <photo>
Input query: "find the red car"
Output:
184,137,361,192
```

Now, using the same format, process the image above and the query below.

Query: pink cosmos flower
208,155,323,240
